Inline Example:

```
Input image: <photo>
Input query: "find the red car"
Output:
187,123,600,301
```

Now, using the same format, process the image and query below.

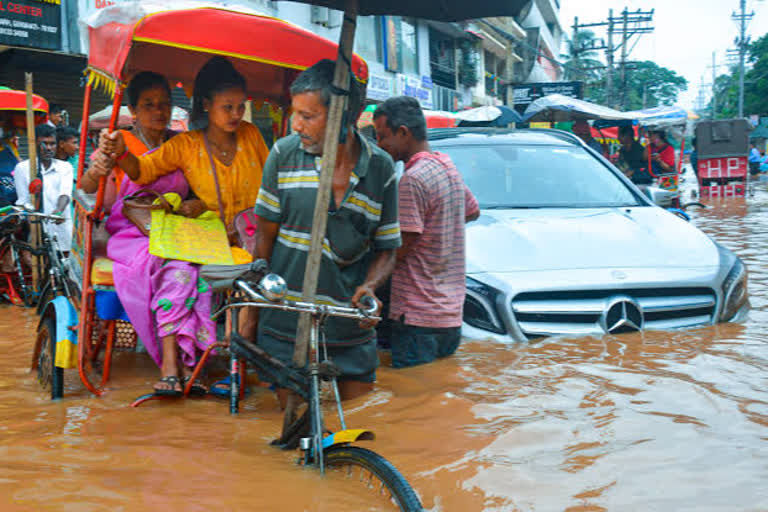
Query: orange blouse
134,122,269,225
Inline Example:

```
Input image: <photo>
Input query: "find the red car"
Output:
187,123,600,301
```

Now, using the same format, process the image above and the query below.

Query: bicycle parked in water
131,263,422,511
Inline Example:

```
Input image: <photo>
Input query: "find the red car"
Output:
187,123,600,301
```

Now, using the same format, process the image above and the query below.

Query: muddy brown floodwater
2,175,768,511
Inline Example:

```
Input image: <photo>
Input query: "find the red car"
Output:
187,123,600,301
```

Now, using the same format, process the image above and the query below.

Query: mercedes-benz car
428,128,749,341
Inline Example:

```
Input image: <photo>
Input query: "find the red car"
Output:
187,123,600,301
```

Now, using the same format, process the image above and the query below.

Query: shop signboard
512,81,583,114
0,0,62,50
367,73,393,102
394,73,433,110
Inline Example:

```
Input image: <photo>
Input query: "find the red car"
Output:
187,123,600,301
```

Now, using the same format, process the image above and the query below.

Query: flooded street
1,173,768,511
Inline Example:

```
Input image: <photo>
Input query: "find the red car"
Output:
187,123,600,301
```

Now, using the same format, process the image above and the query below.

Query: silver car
429,128,749,342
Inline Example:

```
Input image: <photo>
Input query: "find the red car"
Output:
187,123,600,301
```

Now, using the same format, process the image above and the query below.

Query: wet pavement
0,168,767,511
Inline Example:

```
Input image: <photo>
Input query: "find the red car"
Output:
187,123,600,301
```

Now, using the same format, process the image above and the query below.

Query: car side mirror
642,186,676,208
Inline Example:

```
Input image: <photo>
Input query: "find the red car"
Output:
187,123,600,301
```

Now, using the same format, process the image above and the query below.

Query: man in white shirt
14,124,73,253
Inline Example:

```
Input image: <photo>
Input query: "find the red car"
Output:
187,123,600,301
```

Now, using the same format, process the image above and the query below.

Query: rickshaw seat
91,257,114,286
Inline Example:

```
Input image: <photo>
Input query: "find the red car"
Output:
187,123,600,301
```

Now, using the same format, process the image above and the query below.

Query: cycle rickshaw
31,6,421,509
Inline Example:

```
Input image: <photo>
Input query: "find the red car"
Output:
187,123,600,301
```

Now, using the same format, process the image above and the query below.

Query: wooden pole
24,72,40,292
282,0,358,436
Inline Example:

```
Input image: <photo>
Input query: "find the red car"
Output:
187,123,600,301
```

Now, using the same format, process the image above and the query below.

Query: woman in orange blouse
96,57,269,396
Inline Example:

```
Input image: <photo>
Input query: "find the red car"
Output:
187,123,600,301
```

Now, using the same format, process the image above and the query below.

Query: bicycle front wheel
323,445,422,512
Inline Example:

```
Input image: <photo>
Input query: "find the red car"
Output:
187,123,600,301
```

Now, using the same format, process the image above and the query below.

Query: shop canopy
522,94,633,123
83,4,369,103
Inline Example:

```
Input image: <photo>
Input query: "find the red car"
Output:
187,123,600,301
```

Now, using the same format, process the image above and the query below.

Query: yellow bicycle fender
322,429,375,449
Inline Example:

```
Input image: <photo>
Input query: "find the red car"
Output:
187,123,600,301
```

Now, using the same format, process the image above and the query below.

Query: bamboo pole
283,0,358,436
25,73,41,293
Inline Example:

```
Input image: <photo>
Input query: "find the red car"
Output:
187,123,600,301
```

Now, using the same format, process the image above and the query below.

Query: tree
586,61,687,110
708,32,768,118
622,61,688,110
561,30,604,82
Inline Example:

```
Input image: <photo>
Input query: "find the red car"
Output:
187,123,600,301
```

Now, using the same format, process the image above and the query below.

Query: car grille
511,287,717,338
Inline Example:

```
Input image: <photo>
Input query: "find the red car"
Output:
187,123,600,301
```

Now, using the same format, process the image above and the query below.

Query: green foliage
707,33,768,118
561,30,604,82
586,62,687,110
561,32,687,110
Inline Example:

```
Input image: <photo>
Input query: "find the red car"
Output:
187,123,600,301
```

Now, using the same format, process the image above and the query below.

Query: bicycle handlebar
0,206,66,224
211,278,380,322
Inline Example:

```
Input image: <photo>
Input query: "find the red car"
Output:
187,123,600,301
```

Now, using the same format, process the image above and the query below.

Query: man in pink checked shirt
373,96,480,368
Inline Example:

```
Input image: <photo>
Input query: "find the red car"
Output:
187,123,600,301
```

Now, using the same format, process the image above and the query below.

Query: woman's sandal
181,376,208,397
153,375,183,397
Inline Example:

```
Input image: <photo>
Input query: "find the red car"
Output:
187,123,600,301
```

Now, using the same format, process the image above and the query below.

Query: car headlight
720,258,748,321
464,277,506,334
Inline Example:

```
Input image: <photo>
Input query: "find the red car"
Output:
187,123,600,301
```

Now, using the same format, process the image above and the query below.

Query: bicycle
154,263,424,511
0,205,74,399
0,205,69,306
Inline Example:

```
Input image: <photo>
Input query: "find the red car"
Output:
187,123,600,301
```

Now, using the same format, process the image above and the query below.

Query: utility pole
606,9,614,104
712,52,717,118
733,0,753,118
572,8,654,109
619,10,629,108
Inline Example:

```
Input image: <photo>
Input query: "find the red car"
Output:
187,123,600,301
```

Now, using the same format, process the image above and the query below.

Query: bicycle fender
322,429,375,450
38,296,78,369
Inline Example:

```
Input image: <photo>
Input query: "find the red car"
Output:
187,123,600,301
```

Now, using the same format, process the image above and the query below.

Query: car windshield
434,143,643,208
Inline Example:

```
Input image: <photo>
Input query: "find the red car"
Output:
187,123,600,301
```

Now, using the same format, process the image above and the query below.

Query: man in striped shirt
374,96,479,368
254,60,400,402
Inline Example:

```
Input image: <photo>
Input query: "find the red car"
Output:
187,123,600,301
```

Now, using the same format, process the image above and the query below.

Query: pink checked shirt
389,151,479,328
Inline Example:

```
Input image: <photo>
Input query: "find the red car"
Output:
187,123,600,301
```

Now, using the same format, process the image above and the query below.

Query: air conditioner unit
311,6,329,25
327,10,343,28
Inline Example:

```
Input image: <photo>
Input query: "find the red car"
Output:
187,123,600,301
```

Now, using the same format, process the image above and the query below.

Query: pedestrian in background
13,123,73,253
572,120,604,155
55,126,79,171
373,96,479,368
748,141,761,176
47,104,66,128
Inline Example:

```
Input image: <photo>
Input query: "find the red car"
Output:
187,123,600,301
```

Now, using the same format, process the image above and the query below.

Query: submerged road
0,169,767,510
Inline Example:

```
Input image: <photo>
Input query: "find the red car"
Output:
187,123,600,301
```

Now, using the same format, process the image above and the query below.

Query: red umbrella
0,87,49,129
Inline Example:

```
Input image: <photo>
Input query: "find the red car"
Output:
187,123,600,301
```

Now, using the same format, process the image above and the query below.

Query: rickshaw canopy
84,6,369,103
624,106,688,130
0,87,49,129
522,94,633,123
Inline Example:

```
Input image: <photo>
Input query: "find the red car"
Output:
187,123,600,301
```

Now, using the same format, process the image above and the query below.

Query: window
355,16,382,63
429,28,456,89
400,18,419,75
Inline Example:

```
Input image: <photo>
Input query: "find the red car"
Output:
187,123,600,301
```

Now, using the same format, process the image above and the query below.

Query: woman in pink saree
85,72,215,396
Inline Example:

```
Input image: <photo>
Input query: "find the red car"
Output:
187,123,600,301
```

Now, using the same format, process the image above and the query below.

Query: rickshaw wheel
36,315,64,399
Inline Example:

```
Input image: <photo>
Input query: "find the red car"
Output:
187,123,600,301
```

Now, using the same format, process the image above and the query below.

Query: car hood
467,206,720,273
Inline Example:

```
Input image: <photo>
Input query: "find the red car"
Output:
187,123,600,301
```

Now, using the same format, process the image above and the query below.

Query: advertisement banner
512,81,583,114
0,0,62,50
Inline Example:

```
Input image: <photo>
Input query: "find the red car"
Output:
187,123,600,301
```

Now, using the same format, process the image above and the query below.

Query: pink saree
105,171,216,368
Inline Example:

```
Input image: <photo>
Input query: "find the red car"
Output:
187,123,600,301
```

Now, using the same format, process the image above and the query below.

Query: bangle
116,149,129,161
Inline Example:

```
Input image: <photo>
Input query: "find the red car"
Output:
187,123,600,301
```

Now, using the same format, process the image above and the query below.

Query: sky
558,0,768,109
